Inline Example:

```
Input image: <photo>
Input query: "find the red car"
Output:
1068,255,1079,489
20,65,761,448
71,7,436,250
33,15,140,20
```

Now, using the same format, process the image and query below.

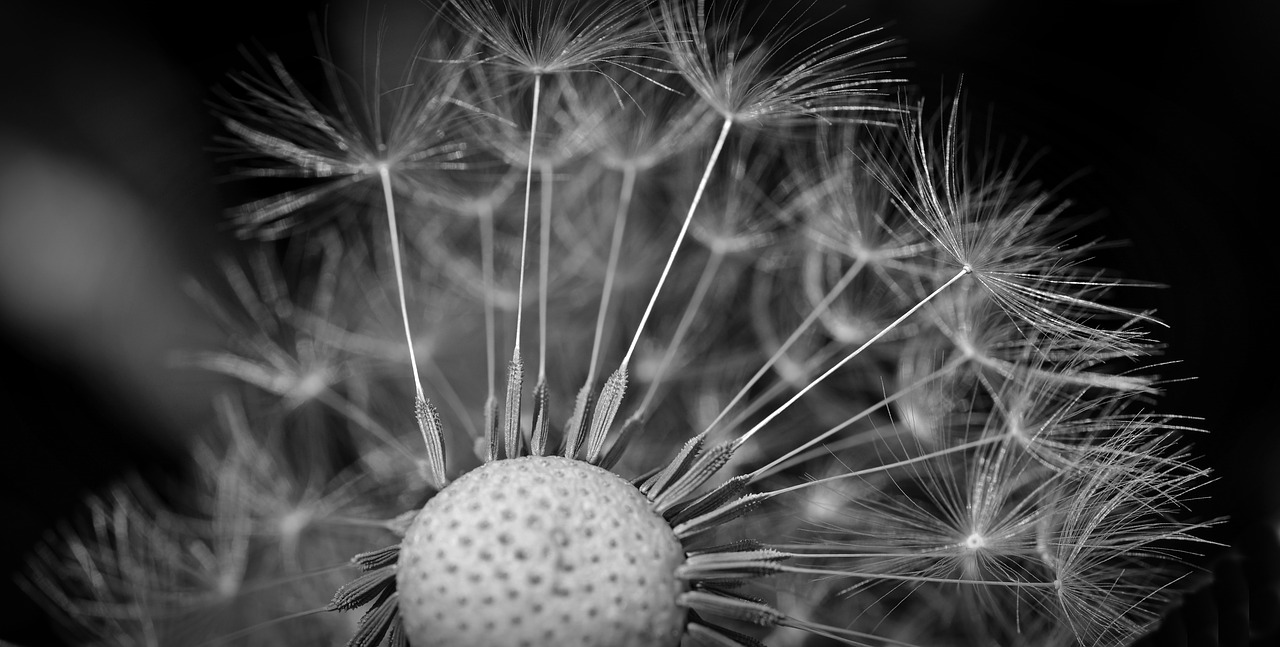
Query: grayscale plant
19,1,1215,646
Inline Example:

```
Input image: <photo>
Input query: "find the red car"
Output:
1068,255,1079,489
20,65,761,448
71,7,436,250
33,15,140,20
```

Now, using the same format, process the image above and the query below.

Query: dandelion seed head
22,3,1216,646
396,456,686,647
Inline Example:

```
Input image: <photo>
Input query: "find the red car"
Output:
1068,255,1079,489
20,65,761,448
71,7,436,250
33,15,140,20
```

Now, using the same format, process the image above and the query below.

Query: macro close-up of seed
2,1,1278,646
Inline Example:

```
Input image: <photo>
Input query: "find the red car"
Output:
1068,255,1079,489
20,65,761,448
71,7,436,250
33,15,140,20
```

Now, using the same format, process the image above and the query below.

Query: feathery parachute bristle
657,0,902,126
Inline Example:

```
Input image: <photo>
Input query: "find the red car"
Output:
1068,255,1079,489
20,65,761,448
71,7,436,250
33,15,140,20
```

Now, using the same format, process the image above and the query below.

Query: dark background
1,1,1276,644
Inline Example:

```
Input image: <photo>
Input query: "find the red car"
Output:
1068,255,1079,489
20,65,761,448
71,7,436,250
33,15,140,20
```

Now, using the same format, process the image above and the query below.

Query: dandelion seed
444,0,659,456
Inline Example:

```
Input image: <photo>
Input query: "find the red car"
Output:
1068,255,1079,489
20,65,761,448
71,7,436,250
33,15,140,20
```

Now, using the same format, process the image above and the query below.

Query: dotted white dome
397,455,687,647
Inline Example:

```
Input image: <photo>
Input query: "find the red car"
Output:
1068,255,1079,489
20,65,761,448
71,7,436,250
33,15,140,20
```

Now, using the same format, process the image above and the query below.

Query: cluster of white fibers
20,1,1215,646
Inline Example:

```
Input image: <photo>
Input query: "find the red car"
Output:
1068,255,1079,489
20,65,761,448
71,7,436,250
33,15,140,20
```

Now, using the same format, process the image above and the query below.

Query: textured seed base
396,455,687,647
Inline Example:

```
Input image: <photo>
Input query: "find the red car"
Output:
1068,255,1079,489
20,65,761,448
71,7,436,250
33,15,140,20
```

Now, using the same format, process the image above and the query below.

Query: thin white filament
705,255,869,436
749,353,969,481
765,432,1006,498
622,116,733,368
538,161,553,380
739,266,971,445
378,164,425,402
779,565,1058,588
638,249,725,413
479,201,498,400
512,74,543,357
586,164,638,387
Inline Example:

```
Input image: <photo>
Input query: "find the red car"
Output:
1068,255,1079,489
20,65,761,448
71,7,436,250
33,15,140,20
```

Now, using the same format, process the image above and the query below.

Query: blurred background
1,0,1276,644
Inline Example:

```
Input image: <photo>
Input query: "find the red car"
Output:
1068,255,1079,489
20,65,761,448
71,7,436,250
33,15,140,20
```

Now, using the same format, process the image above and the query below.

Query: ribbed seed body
397,456,687,647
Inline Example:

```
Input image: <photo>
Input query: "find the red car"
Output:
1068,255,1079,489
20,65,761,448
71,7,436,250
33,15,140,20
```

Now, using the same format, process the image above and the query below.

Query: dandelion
21,2,1214,647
